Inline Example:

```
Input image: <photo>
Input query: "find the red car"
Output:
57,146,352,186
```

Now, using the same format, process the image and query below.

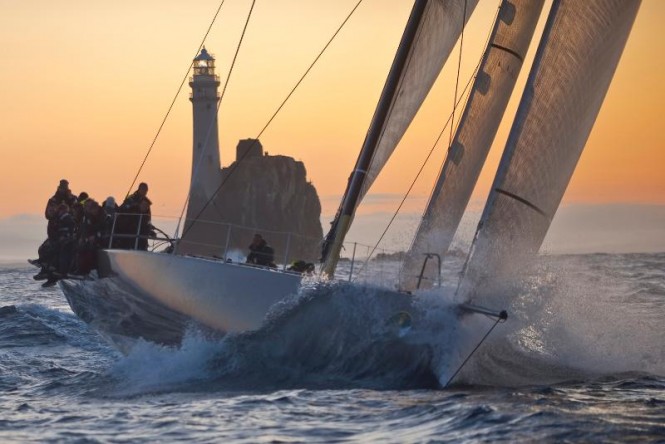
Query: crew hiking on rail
30,180,156,287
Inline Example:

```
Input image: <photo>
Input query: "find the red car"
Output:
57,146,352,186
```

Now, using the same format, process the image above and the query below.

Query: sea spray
108,331,224,397
458,254,665,386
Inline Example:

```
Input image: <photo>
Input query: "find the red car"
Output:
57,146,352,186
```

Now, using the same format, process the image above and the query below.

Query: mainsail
458,0,641,304
322,0,479,276
400,0,545,291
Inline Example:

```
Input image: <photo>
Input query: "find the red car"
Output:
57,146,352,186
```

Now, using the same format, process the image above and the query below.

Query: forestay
458,0,641,304
400,0,545,291
322,0,479,276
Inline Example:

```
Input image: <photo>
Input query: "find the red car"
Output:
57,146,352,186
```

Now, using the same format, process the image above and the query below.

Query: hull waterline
61,250,303,345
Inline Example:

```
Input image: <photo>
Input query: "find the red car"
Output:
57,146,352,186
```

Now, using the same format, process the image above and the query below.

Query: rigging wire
125,0,227,199
174,0,256,242
180,0,365,240
350,72,476,282
351,3,502,281
449,0,468,148
443,314,506,388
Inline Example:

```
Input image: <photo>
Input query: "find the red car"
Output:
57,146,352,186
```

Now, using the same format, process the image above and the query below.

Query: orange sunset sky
1,0,663,224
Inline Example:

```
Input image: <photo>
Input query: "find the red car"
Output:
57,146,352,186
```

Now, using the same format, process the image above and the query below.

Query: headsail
400,0,545,291
321,0,479,276
458,0,641,304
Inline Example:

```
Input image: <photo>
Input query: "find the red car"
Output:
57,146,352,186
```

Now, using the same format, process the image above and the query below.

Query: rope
174,0,256,241
443,314,505,388
180,0,365,240
125,0,227,199
218,1,255,112
453,225,479,297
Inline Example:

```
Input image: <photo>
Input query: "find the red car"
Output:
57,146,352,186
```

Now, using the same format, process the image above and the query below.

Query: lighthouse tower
188,47,222,209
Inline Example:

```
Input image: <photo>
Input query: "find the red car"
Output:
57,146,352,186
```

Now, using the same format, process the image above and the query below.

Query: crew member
246,234,276,267
118,183,153,250
42,204,77,287
45,179,76,218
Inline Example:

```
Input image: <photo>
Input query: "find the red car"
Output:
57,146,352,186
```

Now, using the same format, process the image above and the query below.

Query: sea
0,252,663,443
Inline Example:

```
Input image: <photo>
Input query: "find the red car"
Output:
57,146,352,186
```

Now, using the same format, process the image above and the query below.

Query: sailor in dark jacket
42,204,77,287
71,191,89,227
33,180,74,270
55,204,76,270
76,200,105,274
45,179,76,219
118,183,154,250
122,182,151,214
101,197,118,248
79,200,105,244
32,201,60,280
246,234,276,267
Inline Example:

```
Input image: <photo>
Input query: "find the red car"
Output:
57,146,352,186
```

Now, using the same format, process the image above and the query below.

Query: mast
321,0,428,277
321,0,479,277
400,0,545,290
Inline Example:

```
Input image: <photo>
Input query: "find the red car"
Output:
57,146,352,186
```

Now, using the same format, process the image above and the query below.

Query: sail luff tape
494,187,550,220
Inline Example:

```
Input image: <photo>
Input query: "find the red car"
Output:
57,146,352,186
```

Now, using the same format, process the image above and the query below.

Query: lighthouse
180,47,323,259
188,47,222,209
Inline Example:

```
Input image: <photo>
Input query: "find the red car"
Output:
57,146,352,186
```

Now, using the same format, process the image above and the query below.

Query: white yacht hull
65,250,302,339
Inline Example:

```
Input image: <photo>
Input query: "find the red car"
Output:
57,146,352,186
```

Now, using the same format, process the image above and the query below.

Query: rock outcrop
179,140,322,263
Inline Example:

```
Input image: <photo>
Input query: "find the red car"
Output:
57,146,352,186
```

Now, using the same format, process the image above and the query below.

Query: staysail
400,0,545,291
458,0,641,304
321,0,479,276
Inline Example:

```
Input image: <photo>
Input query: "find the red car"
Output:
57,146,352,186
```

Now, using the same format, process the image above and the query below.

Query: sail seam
490,43,523,62
494,188,549,219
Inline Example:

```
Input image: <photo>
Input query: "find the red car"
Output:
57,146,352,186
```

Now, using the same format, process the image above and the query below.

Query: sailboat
61,0,640,364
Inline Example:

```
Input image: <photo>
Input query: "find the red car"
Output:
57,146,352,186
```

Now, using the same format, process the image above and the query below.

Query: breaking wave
101,254,665,394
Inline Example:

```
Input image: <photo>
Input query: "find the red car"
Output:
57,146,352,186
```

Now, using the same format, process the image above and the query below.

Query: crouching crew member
246,234,276,268
76,199,105,274
117,182,154,250
42,204,77,287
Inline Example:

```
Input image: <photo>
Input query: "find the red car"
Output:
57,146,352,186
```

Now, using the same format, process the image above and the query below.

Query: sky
0,0,664,258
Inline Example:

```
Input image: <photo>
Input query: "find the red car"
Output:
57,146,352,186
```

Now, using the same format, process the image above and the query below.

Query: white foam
109,330,225,396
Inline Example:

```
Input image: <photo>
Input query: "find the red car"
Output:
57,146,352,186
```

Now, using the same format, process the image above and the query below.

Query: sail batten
322,0,479,276
459,0,642,304
400,0,545,290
